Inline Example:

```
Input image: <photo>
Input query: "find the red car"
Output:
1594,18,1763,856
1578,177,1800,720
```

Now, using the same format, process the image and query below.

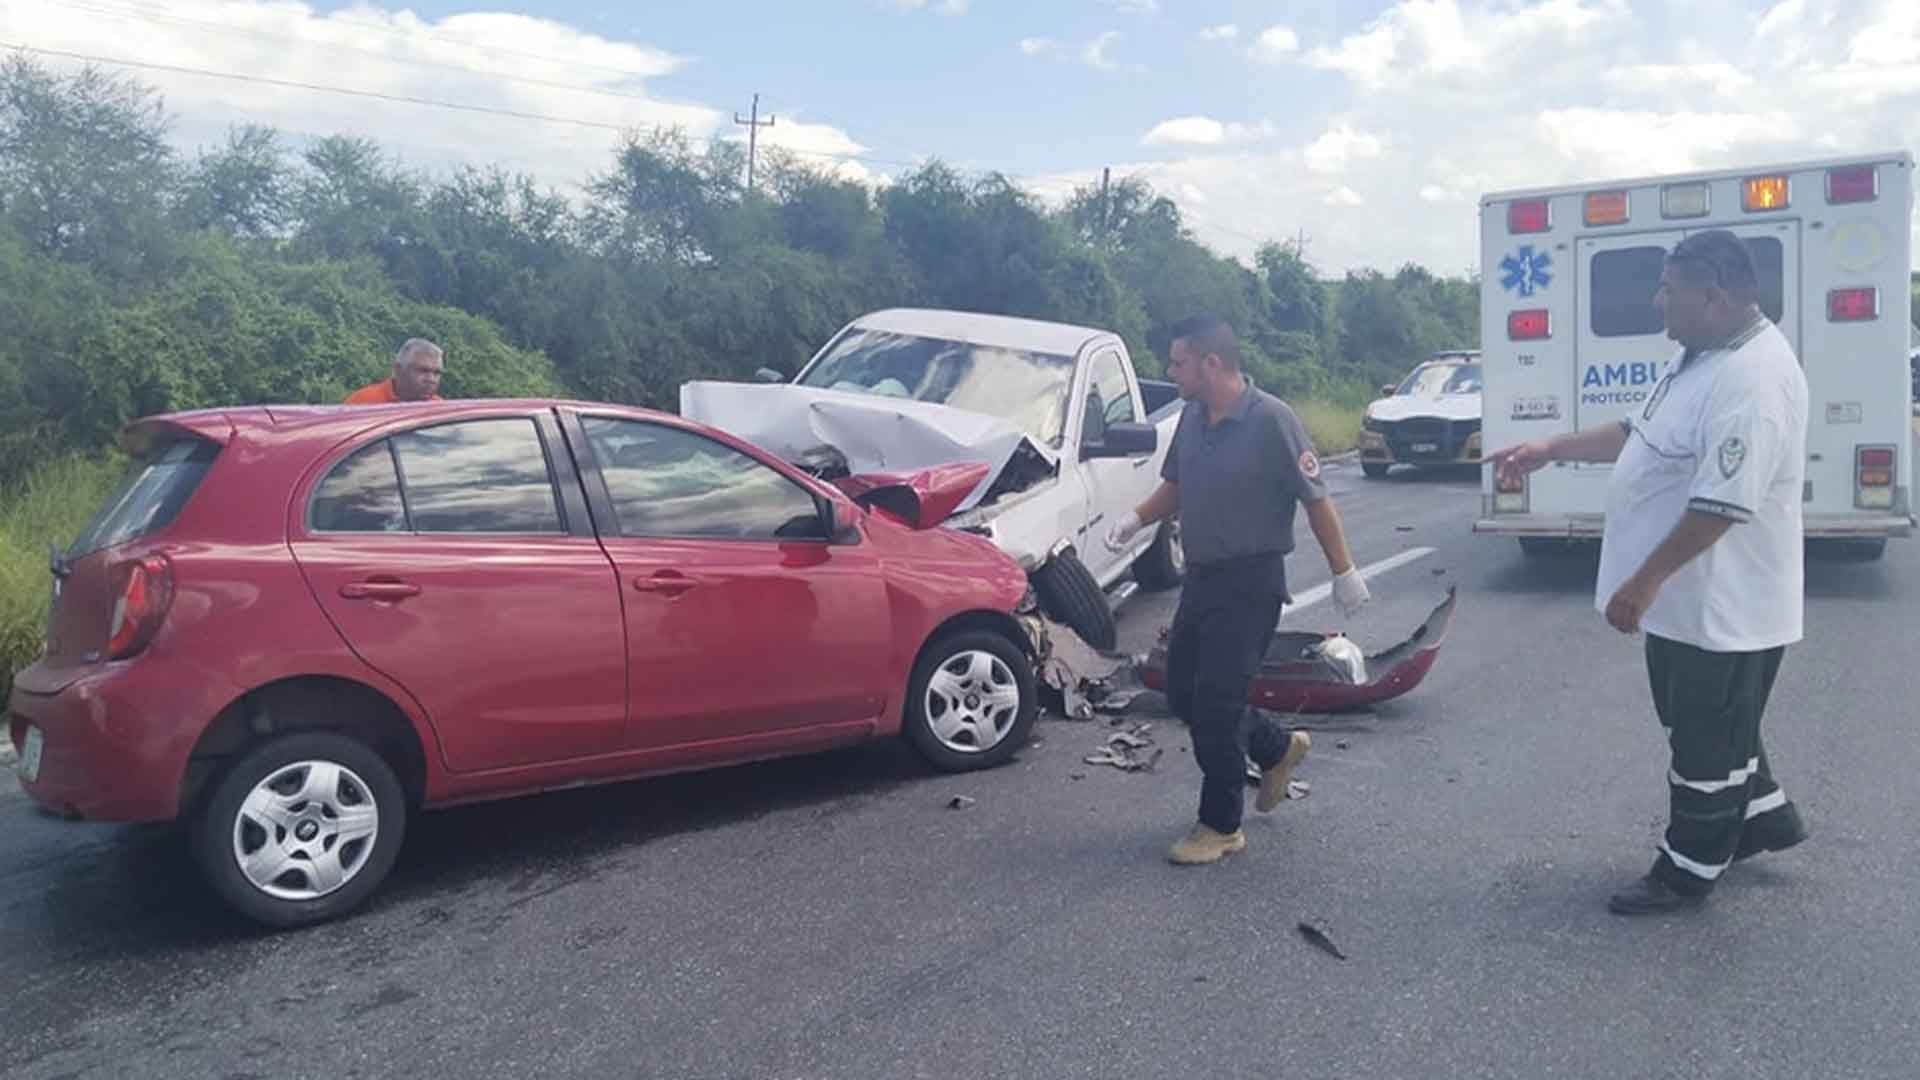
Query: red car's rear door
290,410,628,773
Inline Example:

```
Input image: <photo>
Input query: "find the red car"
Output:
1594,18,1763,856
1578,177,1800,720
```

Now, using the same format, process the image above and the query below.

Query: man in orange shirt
345,338,445,403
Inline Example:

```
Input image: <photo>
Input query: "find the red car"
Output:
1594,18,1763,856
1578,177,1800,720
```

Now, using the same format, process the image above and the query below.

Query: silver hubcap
1166,522,1185,572
925,650,1022,754
232,760,380,901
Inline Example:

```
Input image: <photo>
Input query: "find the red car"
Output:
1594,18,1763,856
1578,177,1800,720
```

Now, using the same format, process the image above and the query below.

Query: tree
177,124,292,240
0,56,176,282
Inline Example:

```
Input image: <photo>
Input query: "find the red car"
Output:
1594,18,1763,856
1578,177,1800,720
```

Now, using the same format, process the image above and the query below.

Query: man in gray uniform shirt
1107,314,1372,865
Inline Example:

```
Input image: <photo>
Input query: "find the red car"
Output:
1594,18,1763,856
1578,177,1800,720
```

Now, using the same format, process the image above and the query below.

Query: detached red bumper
1141,587,1457,713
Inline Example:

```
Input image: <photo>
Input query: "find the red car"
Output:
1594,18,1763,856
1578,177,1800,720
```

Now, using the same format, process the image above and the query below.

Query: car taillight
1829,288,1879,321
106,554,174,660
1508,199,1550,233
1857,446,1896,509
1508,309,1551,340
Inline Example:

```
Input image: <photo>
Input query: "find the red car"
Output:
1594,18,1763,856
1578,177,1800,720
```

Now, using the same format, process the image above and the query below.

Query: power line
0,41,920,170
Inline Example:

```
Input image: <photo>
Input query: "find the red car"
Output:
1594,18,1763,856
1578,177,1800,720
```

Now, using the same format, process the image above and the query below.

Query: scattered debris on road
947,795,977,810
1297,921,1348,961
1082,723,1163,773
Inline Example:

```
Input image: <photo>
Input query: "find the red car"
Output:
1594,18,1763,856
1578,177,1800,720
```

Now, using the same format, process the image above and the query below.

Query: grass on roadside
1,453,126,700
1295,398,1365,457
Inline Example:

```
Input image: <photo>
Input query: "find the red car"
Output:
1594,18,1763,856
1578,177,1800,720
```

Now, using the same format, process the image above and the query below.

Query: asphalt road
5,445,1920,1079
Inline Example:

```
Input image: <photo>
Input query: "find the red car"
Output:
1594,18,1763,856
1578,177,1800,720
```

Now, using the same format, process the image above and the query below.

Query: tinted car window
392,419,563,533
311,442,408,532
67,437,220,557
582,417,825,540
1590,246,1668,338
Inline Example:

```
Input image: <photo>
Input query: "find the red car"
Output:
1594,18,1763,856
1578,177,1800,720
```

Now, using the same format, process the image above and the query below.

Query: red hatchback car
8,400,1045,927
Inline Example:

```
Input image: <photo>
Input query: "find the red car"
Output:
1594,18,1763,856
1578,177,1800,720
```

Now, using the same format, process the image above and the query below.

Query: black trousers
1644,633,1798,894
1165,552,1294,834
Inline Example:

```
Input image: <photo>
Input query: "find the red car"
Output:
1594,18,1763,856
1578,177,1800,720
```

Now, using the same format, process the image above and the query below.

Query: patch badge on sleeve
1299,449,1322,479
1718,435,1746,479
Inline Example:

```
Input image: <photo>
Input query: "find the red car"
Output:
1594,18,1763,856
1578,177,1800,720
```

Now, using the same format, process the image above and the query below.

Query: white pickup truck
679,308,1185,651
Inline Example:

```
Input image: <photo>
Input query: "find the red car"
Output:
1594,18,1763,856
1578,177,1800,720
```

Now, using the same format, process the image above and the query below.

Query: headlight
1363,416,1385,433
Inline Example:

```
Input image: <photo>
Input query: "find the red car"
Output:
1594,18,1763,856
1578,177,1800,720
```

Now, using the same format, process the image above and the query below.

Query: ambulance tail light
1743,175,1789,212
1508,309,1551,340
1825,165,1878,204
1828,288,1879,322
1508,199,1551,234
1583,190,1629,226
1661,182,1710,219
1857,446,1895,509
1493,461,1527,512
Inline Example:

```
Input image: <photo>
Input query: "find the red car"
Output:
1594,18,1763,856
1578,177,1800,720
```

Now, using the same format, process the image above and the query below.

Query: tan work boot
1168,824,1247,865
1254,731,1312,813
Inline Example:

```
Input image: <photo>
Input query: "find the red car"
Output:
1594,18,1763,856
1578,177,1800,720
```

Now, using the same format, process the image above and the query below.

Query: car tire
1031,549,1117,652
191,731,407,929
1362,462,1390,479
902,629,1038,772
1130,519,1185,592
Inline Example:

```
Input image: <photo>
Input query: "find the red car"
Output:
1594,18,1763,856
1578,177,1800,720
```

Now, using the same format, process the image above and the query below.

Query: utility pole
733,93,775,194
1099,167,1111,242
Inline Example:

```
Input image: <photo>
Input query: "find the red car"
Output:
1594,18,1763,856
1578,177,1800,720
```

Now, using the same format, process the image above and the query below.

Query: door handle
633,571,698,596
340,580,421,601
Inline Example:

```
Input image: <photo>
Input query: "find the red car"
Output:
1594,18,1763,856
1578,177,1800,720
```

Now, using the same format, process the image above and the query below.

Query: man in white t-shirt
1489,229,1810,916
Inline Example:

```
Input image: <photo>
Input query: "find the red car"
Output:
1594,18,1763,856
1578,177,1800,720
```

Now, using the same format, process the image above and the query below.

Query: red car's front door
565,412,894,753
290,412,628,773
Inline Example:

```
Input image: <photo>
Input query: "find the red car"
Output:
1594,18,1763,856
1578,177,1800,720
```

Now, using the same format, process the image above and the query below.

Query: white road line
1285,546,1436,614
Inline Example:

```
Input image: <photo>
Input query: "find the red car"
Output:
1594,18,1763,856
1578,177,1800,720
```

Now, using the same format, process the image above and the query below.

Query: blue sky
5,0,1919,275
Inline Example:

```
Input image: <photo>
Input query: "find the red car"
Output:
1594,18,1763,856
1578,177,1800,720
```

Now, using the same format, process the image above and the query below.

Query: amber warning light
1743,175,1789,211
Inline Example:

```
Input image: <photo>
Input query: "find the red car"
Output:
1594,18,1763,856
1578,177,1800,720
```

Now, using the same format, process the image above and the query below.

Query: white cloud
0,0,883,188
1303,123,1385,174
1250,25,1300,63
1199,24,1240,41
889,0,969,13
1100,0,1160,14
1029,0,1920,278
1603,63,1755,99
1020,29,1132,72
1141,116,1276,147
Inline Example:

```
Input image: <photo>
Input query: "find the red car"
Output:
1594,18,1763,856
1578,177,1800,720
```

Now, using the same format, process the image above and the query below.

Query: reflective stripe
1669,757,1761,794
1745,789,1788,819
1662,842,1732,882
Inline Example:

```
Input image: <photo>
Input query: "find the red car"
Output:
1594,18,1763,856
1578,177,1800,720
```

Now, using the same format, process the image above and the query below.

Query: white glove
1104,511,1144,552
1332,566,1371,618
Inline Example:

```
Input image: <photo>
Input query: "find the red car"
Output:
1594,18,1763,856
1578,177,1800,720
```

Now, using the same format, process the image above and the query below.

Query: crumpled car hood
1367,393,1481,423
678,381,1057,513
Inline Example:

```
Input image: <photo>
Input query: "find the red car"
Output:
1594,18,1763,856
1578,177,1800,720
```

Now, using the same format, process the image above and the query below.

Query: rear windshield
66,437,219,558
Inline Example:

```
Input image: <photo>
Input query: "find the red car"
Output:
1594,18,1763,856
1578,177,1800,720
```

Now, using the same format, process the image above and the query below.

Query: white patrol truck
1474,150,1916,559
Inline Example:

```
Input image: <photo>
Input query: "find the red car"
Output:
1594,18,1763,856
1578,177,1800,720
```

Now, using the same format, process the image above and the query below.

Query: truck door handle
340,580,421,601
633,571,698,596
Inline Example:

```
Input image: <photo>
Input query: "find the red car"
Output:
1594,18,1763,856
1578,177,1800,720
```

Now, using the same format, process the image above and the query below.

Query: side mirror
1380,383,1397,398
754,366,787,384
823,498,861,543
1083,420,1157,460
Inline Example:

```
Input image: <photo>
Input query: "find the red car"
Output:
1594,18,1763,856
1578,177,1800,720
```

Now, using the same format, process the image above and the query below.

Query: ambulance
1474,151,1915,559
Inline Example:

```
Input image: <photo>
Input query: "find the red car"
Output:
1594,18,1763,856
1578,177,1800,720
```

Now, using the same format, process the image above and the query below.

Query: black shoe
1734,804,1808,862
1607,874,1709,916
